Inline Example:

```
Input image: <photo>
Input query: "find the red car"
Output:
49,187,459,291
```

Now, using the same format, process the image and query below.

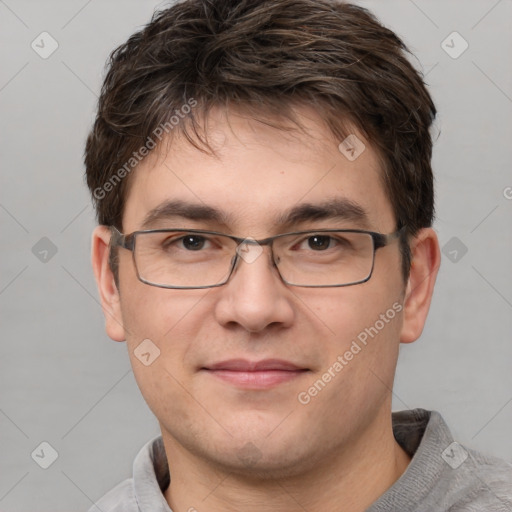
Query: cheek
306,299,403,425
120,275,204,341
312,283,403,382
122,295,202,424
119,285,197,382
311,286,385,343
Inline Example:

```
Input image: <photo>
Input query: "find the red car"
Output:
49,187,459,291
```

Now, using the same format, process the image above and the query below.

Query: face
93,105,436,478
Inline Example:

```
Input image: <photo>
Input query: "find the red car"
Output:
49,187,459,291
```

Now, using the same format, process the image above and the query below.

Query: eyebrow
140,197,370,231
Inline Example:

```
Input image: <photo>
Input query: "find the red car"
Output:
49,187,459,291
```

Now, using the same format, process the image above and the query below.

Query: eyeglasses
110,225,405,289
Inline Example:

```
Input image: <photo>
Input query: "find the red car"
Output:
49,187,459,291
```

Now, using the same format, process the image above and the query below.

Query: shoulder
424,410,512,511
382,409,512,512
87,435,169,512
430,410,512,509
87,478,137,512
456,447,512,511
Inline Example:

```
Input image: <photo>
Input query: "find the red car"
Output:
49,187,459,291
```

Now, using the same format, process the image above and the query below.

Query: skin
92,105,440,512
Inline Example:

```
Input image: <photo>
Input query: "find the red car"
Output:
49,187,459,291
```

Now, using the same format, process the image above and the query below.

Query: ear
400,227,441,344
91,225,126,342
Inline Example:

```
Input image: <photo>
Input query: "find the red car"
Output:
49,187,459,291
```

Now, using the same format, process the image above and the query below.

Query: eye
304,234,335,251
295,234,349,252
162,234,212,251
180,234,208,251
288,233,358,255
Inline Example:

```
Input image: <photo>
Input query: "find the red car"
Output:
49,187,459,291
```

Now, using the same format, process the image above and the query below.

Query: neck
162,410,411,512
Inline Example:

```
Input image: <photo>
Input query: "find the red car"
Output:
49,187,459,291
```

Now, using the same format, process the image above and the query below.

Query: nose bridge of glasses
233,236,277,267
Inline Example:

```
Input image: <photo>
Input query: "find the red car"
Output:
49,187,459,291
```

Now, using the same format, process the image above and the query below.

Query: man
85,0,512,510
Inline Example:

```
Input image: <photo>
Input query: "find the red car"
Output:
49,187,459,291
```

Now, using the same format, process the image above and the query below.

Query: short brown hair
84,0,437,285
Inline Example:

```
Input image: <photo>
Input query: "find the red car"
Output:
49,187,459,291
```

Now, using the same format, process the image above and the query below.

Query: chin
209,443,319,481
192,426,327,480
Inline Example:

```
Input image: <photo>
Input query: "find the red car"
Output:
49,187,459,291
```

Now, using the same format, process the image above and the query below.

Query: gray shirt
88,409,512,511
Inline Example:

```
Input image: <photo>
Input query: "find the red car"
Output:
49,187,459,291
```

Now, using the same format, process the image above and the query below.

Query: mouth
201,359,310,389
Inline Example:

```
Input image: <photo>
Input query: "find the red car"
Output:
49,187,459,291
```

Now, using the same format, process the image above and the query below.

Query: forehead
122,106,395,235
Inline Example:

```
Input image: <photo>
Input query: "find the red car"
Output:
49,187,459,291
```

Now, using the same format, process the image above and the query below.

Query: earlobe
91,225,126,342
399,228,441,344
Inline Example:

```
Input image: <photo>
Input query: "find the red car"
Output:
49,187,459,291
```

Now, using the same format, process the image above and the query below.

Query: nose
213,242,295,332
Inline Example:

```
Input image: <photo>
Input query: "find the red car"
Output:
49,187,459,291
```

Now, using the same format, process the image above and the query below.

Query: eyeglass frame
109,225,407,289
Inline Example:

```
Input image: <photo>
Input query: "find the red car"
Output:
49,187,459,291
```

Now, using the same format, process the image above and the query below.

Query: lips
202,359,309,389
204,358,305,372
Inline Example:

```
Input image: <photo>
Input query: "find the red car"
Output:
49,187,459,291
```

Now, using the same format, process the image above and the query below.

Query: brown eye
307,235,333,251
161,234,210,251
180,235,206,251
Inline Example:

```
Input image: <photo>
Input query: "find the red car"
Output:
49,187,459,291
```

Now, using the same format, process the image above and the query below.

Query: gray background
0,0,511,510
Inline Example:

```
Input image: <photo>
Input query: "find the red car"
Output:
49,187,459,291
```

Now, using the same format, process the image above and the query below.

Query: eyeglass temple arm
110,226,135,251
374,225,406,249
